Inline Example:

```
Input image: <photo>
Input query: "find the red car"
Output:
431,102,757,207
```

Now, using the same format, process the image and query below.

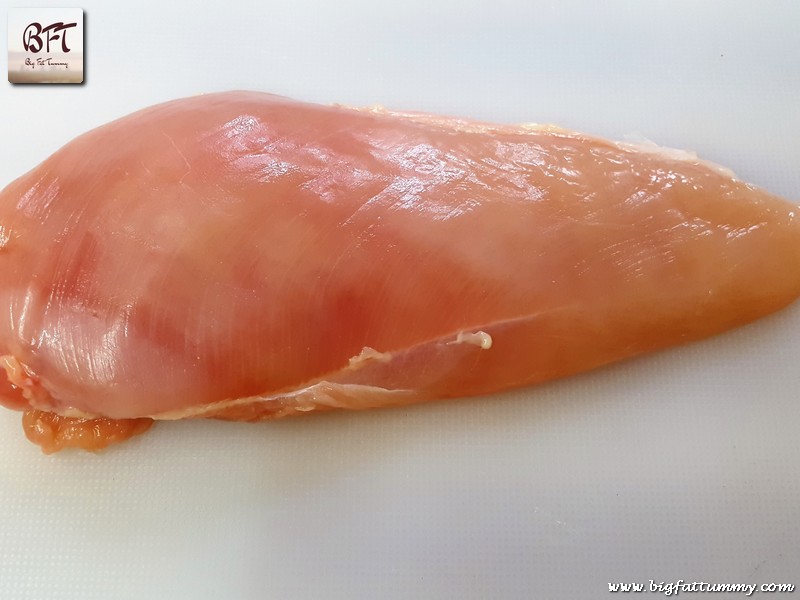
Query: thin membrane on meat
0,91,798,452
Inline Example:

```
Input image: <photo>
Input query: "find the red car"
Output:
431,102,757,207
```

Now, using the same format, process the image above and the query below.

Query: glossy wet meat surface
0,92,798,451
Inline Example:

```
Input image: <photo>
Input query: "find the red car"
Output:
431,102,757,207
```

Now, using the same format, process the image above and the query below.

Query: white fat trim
448,330,493,350
59,407,99,419
517,123,578,135
147,382,414,421
615,134,737,178
348,346,392,368
1,355,51,407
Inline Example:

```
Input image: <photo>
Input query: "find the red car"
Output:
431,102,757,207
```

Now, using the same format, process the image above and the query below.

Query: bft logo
8,8,84,83
23,21,78,54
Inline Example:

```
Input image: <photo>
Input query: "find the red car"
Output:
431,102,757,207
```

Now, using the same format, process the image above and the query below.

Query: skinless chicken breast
1,92,798,452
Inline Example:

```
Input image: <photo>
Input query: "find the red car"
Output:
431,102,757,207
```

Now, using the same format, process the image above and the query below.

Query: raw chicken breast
1,91,798,452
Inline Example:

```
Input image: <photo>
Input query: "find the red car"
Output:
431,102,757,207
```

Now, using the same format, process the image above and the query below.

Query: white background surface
1,1,799,598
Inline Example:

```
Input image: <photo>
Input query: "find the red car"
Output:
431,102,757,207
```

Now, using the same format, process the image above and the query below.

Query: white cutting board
1,1,799,598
